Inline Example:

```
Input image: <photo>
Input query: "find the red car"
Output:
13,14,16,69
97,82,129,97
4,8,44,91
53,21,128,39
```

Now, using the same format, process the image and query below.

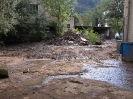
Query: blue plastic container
120,42,133,61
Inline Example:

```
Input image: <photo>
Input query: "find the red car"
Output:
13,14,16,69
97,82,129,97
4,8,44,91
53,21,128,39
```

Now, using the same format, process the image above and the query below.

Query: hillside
75,0,100,13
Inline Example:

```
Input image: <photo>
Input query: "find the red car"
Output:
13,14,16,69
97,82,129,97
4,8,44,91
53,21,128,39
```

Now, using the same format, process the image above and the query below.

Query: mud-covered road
0,39,133,99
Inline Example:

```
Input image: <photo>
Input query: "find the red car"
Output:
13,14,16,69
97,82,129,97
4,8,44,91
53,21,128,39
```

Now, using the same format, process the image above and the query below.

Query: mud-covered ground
0,39,133,99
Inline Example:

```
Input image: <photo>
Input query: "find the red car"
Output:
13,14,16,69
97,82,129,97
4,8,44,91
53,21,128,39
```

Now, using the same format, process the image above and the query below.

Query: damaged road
0,39,133,99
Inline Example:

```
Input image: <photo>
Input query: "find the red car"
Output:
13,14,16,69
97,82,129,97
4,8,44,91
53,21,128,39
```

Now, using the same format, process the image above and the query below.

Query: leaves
84,29,98,44
106,0,124,19
0,0,20,34
42,0,76,36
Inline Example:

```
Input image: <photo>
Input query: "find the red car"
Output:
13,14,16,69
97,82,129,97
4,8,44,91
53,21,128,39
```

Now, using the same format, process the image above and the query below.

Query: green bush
72,28,83,34
84,29,98,44
12,0,48,42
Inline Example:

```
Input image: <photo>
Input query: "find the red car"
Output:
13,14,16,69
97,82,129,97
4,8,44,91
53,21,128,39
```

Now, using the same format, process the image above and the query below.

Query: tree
0,0,20,34
92,0,113,26
14,0,48,41
79,9,93,26
106,0,124,32
74,0,112,27
42,0,76,36
75,0,124,33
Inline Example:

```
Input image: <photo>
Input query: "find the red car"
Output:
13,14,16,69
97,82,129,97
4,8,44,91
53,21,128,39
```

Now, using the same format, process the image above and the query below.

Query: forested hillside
75,0,100,13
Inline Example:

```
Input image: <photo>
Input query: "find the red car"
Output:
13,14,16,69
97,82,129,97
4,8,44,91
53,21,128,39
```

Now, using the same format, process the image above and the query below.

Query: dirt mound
46,30,89,46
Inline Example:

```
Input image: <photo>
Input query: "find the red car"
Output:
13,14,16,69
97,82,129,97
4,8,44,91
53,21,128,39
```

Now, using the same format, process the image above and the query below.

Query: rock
0,68,8,78
95,41,102,45
23,68,30,74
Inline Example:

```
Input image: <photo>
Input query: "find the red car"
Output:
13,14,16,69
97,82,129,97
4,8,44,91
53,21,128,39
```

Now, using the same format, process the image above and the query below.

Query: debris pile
46,30,89,46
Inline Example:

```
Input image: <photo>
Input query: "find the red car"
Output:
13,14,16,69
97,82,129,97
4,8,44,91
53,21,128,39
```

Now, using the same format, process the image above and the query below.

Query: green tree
75,0,112,26
0,0,20,34
80,9,93,26
92,0,113,26
42,0,76,36
106,0,124,32
14,0,48,41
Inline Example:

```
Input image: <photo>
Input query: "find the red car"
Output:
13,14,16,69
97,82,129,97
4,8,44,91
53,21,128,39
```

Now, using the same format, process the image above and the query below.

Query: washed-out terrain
0,39,133,99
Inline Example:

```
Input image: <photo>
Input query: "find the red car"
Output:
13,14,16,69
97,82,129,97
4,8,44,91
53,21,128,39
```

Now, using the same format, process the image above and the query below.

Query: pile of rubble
46,30,89,46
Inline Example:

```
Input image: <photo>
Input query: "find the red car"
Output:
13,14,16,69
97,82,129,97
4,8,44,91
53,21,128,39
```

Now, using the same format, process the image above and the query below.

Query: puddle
21,75,78,87
23,59,54,68
42,75,78,85
80,60,133,91
10,59,79,87
21,78,43,86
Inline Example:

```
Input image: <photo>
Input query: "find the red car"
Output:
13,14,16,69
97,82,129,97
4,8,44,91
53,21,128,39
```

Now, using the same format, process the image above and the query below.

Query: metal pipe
126,0,131,42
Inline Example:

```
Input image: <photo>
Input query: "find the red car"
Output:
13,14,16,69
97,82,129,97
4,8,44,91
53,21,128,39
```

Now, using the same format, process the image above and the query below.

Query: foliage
106,0,124,19
0,0,20,34
4,0,49,42
79,9,93,26
74,13,84,26
74,14,80,26
72,28,83,34
42,0,77,36
92,0,113,26
84,29,98,44
76,0,113,27
106,0,124,32
109,19,123,33
81,0,124,33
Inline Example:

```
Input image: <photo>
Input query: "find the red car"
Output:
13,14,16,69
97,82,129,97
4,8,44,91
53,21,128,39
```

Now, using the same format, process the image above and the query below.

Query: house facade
29,0,74,30
67,18,74,30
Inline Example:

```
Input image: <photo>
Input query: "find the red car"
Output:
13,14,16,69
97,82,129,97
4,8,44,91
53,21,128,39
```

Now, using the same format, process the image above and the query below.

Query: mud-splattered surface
0,39,133,99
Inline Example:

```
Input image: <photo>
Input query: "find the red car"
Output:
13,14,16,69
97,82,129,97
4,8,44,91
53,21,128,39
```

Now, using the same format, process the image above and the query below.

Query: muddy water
20,75,78,87
80,60,133,91
9,59,79,87
21,78,43,86
9,58,133,91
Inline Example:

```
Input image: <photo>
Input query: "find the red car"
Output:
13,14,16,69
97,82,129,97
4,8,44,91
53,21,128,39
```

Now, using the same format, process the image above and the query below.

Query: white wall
67,18,74,30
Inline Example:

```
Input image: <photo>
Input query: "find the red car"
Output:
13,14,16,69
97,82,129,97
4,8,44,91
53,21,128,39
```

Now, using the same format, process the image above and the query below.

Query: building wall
67,18,74,30
29,0,74,31
124,0,133,42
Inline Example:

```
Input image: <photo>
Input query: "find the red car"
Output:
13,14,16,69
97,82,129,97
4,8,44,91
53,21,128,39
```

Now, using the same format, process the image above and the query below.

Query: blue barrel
120,42,133,61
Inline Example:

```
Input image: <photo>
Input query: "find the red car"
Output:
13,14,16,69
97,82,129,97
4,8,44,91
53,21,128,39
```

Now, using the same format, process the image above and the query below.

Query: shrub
72,28,83,34
84,29,98,44
11,0,48,42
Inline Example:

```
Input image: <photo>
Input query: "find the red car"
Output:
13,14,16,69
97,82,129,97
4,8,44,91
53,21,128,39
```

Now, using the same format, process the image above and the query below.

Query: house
25,0,74,30
67,18,75,30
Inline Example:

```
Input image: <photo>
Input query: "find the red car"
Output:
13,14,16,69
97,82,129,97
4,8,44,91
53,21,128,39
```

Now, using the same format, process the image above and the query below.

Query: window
67,24,70,28
29,4,38,15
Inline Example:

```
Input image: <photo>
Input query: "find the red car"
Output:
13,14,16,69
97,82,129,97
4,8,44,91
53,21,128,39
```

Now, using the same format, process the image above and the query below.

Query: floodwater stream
9,59,133,91
81,60,133,91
